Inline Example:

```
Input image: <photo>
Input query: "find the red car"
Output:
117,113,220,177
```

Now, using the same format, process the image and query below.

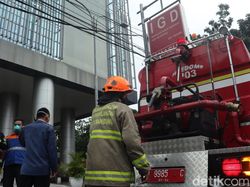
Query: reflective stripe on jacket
85,102,150,186
4,133,25,166
85,170,134,183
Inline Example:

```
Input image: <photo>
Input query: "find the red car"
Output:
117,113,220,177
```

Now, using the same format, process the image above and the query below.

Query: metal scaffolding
0,0,63,59
106,0,136,89
0,0,136,88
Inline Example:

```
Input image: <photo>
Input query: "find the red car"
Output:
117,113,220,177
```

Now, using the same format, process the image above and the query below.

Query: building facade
0,0,135,164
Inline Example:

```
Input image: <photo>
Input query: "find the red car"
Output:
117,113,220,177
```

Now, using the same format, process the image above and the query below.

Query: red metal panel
139,37,250,95
138,37,250,147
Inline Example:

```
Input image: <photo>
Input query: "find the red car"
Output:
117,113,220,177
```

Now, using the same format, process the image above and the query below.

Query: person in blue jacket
19,107,57,187
3,119,25,187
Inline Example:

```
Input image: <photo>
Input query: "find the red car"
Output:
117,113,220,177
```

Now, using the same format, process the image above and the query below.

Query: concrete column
0,93,18,135
60,108,75,164
33,77,54,124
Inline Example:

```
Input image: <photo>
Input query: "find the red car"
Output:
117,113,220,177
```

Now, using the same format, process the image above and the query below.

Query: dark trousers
3,164,21,187
19,175,50,187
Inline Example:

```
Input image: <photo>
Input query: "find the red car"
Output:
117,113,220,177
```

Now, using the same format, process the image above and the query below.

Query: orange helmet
103,76,132,92
191,33,197,39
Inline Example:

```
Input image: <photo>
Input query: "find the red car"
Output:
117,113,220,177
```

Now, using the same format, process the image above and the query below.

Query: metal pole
225,35,240,102
137,0,159,14
59,0,65,60
160,0,163,9
176,62,181,83
93,17,98,106
105,1,112,77
113,0,121,75
140,4,150,95
206,40,216,99
138,0,179,26
126,0,137,89
206,39,219,130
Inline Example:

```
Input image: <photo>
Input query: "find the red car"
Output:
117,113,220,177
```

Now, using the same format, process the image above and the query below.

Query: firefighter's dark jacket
85,101,150,186
4,133,25,166
19,120,57,175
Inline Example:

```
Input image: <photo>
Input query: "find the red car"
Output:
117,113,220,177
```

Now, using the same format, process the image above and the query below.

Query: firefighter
85,76,150,187
3,119,25,187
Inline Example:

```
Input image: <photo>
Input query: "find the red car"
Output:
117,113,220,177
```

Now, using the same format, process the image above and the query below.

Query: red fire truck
134,1,250,187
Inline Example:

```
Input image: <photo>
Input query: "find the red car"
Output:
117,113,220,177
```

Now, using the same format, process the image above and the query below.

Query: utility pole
93,17,98,106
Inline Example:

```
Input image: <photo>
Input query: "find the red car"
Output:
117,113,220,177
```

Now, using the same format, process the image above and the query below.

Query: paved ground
53,177,84,187
0,173,82,187
0,183,70,187
0,174,82,186
51,184,69,187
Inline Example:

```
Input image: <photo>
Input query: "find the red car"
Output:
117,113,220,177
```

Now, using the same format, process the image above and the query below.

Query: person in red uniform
3,119,26,187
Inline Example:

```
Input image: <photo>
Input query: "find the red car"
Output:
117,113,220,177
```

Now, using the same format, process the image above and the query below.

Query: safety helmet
191,33,197,40
177,38,188,45
103,76,132,92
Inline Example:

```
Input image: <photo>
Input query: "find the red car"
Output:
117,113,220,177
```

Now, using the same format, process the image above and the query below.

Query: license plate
146,167,185,183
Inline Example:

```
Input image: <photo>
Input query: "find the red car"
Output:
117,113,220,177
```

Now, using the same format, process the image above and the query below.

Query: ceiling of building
0,67,95,125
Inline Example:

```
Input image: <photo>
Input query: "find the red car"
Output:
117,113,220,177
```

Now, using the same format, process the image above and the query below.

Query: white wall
62,0,108,79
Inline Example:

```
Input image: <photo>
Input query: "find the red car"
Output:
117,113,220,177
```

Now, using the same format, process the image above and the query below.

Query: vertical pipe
0,3,6,36
47,1,52,56
54,4,60,58
11,0,18,42
123,0,129,79
112,0,118,75
225,36,240,102
50,0,55,57
126,0,137,88
59,0,65,60
160,0,163,9
113,0,121,75
105,0,112,76
36,1,42,50
29,2,36,49
93,18,98,106
123,0,133,86
16,1,23,43
40,3,45,53
4,1,11,38
33,3,37,50
22,0,30,45
44,9,49,53
2,1,8,37
206,40,216,99
118,0,123,76
13,1,19,42
140,4,150,95
206,39,220,129
176,62,181,83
